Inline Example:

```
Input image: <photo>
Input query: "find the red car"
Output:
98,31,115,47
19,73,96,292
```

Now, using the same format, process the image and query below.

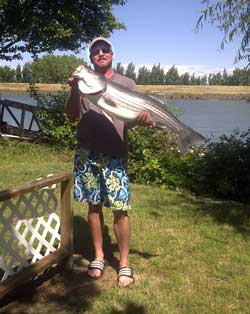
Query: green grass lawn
1,139,250,314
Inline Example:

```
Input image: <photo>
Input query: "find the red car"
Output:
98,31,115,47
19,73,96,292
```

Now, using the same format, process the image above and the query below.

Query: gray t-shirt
77,72,136,158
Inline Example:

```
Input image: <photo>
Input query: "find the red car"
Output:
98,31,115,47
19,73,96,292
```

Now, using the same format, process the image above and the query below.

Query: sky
1,0,246,76
109,0,246,76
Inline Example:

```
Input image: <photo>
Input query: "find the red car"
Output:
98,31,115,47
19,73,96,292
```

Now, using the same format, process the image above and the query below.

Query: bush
29,83,77,149
188,130,250,202
128,127,250,202
128,126,181,188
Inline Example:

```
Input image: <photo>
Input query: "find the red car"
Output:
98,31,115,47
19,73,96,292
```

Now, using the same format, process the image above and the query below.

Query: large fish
72,65,206,154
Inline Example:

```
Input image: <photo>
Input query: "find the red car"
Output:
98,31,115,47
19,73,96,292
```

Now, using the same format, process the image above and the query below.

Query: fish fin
148,94,167,106
102,95,118,107
78,80,106,95
176,127,206,155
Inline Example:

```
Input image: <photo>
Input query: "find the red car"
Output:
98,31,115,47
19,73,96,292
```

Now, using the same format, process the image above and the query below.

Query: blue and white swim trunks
74,148,131,211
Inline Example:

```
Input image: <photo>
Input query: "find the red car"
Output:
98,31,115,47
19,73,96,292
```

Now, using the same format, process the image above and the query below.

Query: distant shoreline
137,85,250,101
0,83,250,101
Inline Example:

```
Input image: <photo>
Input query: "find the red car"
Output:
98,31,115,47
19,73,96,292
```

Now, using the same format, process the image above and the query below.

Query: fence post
19,103,25,136
0,102,4,124
60,177,73,271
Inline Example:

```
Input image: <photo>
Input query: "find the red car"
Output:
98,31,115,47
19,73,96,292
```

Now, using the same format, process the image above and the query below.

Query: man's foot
118,267,134,287
88,260,105,279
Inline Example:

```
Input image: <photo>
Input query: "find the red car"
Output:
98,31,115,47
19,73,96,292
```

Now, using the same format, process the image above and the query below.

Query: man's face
90,41,113,70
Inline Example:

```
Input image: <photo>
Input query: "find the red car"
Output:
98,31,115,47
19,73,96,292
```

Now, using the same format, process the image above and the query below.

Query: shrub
190,130,250,202
128,126,250,202
29,83,77,149
128,126,180,188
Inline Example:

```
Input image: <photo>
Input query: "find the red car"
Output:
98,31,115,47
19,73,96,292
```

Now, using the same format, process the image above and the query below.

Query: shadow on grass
148,192,250,236
0,263,101,313
73,215,159,272
0,214,157,313
196,200,250,236
110,302,147,314
40,270,102,313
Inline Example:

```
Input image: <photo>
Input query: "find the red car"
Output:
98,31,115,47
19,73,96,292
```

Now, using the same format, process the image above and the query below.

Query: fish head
72,65,106,95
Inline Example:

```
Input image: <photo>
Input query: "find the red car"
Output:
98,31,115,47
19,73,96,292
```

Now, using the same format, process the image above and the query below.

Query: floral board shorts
73,148,131,211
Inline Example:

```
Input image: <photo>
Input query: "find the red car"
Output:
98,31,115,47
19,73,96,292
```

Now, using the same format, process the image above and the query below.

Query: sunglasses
90,46,112,56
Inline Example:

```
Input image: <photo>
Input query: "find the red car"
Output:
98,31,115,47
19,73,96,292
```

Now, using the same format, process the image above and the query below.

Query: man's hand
125,112,156,129
68,77,79,89
65,74,81,123
137,112,156,128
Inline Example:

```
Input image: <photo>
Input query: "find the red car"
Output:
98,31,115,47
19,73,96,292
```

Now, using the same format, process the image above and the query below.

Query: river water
1,95,250,140
168,99,250,140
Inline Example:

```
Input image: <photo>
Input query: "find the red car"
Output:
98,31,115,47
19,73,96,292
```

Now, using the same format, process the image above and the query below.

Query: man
65,37,154,287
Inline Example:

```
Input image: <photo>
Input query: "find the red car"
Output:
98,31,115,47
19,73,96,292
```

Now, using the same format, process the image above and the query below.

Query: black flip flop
88,260,105,279
118,267,134,286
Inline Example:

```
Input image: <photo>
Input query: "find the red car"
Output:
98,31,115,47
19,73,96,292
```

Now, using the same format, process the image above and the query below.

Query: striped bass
72,65,206,154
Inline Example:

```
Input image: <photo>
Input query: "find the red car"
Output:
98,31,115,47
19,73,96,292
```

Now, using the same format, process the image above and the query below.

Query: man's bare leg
113,212,133,286
87,203,105,278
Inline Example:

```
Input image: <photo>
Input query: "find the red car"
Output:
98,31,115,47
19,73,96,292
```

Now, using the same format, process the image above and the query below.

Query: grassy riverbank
0,83,250,100
1,139,250,314
138,84,250,100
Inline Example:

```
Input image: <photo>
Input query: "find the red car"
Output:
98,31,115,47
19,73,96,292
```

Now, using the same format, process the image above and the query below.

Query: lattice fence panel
0,181,60,282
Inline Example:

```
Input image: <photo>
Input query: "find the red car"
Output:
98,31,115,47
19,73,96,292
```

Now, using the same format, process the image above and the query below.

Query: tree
197,0,250,64
232,67,250,85
165,66,179,85
190,73,197,85
125,62,136,81
201,74,208,85
115,62,125,75
137,66,151,84
15,64,22,82
22,62,32,82
150,63,165,85
180,72,190,85
0,66,15,82
216,72,223,85
222,68,229,85
0,0,127,61
31,54,83,83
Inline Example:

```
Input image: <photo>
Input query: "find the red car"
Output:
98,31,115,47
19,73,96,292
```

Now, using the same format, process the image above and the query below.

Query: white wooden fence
0,172,73,299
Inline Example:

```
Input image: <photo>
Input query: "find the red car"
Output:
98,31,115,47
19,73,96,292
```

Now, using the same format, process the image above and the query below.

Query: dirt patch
0,255,118,314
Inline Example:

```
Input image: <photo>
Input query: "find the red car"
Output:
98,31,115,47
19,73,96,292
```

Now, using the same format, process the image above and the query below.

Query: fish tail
176,127,206,155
